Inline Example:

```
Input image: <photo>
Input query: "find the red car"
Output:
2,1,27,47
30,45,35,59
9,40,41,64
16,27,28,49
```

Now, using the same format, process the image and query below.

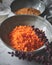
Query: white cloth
2,0,14,6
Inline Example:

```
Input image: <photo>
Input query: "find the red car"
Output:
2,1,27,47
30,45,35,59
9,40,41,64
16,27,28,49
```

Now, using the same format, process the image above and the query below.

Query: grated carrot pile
9,25,44,52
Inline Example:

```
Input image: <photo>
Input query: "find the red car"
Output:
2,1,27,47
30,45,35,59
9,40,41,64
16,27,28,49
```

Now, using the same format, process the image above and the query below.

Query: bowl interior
0,15,52,52
10,0,45,14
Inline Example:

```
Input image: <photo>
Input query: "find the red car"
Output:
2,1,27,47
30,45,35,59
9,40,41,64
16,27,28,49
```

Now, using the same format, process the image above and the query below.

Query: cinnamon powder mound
9,26,44,52
15,8,41,16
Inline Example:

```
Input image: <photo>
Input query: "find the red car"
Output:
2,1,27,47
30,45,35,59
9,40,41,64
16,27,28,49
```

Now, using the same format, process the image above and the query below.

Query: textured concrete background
2,0,14,6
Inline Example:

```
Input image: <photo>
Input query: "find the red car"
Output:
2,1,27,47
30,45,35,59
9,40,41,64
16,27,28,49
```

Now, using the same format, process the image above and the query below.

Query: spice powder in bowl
9,25,47,52
15,8,41,16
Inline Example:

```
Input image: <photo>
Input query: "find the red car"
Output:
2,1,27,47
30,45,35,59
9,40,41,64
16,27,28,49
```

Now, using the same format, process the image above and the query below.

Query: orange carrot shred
9,25,44,52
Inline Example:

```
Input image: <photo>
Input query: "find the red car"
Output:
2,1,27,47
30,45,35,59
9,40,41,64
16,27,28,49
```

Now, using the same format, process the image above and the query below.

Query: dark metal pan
0,15,52,53
10,0,45,15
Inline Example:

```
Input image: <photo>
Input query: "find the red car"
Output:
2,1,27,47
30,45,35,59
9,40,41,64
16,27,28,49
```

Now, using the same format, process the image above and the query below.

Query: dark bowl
0,15,52,53
0,15,52,60
10,0,45,15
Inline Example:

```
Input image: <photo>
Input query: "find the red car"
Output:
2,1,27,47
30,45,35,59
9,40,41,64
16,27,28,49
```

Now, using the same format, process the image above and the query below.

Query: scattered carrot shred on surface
9,25,44,52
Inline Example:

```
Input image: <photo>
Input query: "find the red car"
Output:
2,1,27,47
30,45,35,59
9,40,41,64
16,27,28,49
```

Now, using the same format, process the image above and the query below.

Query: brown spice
15,8,41,16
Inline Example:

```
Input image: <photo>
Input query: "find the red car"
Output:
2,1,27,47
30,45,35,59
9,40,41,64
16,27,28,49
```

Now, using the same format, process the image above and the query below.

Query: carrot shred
9,25,44,52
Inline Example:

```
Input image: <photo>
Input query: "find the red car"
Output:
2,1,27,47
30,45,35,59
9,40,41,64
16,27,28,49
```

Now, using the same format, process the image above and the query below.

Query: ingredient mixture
9,25,44,52
8,26,51,65
15,8,41,16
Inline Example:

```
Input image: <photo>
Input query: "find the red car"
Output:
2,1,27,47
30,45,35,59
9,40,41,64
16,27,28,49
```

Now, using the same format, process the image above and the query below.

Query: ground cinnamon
15,8,41,16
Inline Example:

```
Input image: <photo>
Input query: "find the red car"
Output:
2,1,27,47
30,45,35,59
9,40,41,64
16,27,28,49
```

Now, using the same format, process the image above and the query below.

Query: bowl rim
37,1,45,14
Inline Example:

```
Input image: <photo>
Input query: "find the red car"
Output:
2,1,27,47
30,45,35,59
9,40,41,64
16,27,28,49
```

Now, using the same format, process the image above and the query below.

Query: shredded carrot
9,25,44,52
